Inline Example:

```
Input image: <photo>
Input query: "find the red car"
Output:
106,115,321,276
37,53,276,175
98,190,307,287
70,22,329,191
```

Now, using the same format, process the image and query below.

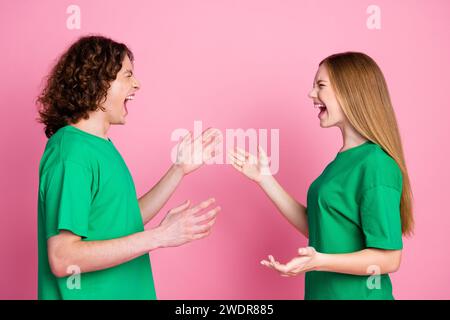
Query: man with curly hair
36,35,221,300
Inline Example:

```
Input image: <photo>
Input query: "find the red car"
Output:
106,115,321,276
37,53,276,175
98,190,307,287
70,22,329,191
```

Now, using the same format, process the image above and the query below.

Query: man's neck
70,112,110,140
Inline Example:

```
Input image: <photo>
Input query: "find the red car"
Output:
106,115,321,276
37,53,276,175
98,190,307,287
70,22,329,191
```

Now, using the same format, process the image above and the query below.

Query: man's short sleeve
42,161,92,239
360,185,403,250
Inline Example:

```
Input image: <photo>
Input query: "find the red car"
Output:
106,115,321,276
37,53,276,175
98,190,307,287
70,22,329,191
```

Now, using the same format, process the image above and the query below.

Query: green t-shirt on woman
38,125,156,300
305,140,403,300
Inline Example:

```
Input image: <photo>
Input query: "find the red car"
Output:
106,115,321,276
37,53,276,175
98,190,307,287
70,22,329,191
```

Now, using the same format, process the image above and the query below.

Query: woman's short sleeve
360,185,403,250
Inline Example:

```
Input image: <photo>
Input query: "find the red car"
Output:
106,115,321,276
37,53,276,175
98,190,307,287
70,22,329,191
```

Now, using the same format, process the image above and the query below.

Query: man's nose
133,79,141,90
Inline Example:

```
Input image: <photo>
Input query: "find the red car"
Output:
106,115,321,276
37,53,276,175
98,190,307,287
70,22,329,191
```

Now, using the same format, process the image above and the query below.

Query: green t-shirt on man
38,125,156,300
305,140,403,300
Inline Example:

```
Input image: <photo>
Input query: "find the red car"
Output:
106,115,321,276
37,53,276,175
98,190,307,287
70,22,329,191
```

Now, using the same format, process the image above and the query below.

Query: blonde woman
228,52,413,300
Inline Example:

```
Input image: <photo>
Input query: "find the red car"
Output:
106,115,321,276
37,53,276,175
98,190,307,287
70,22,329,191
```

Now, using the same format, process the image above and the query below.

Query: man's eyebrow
124,69,133,74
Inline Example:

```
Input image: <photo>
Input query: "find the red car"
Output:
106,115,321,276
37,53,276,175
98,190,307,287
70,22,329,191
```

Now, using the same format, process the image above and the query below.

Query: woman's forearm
258,175,308,237
316,248,402,276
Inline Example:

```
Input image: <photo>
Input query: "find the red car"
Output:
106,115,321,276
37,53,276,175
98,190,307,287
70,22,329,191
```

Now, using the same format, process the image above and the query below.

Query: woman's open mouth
314,103,327,119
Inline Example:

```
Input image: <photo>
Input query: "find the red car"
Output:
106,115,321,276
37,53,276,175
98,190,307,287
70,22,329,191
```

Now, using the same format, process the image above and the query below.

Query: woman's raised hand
227,146,271,183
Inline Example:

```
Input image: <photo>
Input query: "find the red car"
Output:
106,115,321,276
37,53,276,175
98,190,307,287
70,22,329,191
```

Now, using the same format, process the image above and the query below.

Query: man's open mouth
124,94,135,113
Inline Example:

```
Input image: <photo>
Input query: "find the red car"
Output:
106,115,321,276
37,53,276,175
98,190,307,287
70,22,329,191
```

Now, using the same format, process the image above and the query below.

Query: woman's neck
338,122,368,153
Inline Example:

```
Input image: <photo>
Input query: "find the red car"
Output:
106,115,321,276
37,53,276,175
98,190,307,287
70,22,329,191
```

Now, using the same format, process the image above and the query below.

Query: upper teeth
314,103,325,108
125,95,135,100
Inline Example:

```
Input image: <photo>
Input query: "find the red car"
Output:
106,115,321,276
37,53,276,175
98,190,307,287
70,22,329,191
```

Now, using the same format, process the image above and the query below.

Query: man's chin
110,118,127,125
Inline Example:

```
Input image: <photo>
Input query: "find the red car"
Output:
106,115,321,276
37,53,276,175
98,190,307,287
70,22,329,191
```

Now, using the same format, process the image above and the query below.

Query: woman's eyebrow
124,69,133,74
313,79,328,86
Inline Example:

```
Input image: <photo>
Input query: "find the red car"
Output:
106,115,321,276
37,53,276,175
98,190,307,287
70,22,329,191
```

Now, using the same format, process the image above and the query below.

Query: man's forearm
50,228,163,278
316,248,402,276
138,164,184,225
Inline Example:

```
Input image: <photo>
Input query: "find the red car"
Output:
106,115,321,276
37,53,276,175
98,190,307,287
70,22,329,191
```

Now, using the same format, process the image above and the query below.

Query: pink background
1,0,449,299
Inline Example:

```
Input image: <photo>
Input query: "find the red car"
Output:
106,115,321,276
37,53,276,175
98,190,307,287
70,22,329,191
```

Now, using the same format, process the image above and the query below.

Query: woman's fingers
228,147,262,166
260,255,306,276
227,152,245,173
231,161,243,172
298,246,316,256
260,260,276,271
272,262,289,274
261,261,293,276
257,145,267,157
235,147,249,159
232,149,247,163
227,150,244,167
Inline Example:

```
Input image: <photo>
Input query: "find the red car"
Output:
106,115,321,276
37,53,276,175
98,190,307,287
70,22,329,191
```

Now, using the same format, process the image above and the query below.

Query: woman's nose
308,88,316,99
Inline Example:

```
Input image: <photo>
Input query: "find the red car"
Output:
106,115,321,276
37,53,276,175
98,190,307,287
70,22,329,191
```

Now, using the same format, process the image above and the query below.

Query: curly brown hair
36,35,134,138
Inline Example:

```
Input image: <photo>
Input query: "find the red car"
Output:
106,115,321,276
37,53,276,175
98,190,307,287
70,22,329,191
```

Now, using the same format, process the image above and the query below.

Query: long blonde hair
320,52,414,236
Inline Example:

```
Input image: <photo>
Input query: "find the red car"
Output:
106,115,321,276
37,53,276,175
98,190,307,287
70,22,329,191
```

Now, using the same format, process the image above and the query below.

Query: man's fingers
202,129,221,143
202,135,221,151
202,127,219,139
203,134,222,148
189,198,216,215
169,200,191,214
198,128,221,148
180,131,192,145
191,229,212,240
203,137,222,159
194,206,221,224
193,217,217,233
